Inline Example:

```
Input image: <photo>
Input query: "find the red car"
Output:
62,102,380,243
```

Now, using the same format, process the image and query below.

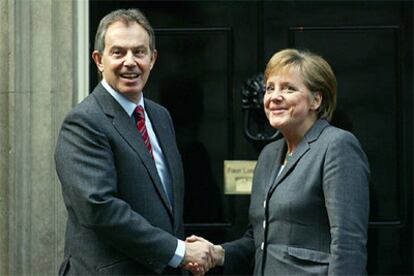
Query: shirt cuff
168,239,185,268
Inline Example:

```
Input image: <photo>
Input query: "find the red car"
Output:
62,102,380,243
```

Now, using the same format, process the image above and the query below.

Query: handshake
181,235,225,275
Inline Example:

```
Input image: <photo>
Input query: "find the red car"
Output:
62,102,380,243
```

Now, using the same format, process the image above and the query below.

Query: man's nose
124,51,136,66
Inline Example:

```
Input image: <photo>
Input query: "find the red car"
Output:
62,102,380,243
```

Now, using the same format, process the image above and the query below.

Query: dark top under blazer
55,84,185,275
223,119,370,275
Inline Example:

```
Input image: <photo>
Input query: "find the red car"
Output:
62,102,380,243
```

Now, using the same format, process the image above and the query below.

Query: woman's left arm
323,130,370,275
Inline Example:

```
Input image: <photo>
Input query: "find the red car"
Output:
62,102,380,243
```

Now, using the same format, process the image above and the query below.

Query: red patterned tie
133,105,153,158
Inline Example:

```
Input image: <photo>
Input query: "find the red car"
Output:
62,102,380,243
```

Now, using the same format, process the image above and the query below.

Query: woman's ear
310,92,322,111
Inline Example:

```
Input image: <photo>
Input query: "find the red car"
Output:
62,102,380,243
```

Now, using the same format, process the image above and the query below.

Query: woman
205,48,369,275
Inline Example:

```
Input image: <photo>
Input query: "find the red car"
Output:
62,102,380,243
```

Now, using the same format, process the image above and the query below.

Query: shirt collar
101,79,145,117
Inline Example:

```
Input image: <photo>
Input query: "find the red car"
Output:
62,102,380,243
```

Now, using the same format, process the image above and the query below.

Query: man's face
92,21,157,103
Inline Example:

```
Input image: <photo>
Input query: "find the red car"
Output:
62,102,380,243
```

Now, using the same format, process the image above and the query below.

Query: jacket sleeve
54,109,177,274
323,130,370,275
221,225,255,275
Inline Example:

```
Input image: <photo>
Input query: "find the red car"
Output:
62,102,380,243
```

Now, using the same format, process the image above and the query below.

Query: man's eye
112,49,123,56
134,49,146,56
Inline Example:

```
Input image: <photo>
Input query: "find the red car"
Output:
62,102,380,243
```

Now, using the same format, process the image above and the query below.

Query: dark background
89,1,413,274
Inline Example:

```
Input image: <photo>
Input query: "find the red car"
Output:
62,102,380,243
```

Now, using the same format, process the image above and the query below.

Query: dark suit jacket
223,119,370,275
55,84,185,275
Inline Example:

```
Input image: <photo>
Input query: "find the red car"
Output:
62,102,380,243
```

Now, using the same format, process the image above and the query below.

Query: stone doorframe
0,0,89,274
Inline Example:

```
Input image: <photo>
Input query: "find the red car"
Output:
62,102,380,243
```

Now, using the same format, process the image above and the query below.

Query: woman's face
263,69,321,134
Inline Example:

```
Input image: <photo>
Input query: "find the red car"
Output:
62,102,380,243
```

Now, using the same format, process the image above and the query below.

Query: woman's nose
270,90,284,101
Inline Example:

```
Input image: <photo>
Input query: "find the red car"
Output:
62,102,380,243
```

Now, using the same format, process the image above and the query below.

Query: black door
89,1,413,274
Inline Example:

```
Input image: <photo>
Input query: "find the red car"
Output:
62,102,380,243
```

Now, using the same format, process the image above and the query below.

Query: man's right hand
181,240,213,275
182,235,225,275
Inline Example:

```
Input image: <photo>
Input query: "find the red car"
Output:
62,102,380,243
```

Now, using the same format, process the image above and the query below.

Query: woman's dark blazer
223,119,370,275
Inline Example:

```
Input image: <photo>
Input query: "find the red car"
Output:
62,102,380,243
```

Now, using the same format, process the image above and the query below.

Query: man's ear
92,51,104,73
150,49,158,70
311,92,322,111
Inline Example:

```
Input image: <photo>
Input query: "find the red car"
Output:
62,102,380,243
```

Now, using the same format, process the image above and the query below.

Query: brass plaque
224,160,257,195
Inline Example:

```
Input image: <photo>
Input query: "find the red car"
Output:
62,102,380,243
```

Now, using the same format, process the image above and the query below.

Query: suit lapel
93,85,173,218
145,101,178,208
267,119,330,195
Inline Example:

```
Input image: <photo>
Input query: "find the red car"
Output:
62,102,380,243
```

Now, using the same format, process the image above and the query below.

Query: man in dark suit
55,8,212,275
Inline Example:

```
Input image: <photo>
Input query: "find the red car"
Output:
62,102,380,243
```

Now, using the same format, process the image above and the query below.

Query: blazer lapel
93,86,173,217
267,141,310,195
264,141,285,193
267,119,330,195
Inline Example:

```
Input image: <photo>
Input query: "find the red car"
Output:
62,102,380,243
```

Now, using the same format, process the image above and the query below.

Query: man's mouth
120,73,139,79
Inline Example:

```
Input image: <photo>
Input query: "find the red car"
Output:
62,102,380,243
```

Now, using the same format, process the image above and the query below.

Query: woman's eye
284,86,296,93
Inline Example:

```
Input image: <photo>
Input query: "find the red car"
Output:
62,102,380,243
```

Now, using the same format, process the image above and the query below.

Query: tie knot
133,105,145,120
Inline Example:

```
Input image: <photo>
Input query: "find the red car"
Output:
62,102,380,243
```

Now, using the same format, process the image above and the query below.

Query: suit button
263,220,266,229
263,200,266,208
261,242,264,250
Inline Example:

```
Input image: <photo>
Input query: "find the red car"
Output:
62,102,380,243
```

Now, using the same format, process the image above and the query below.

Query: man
55,9,212,275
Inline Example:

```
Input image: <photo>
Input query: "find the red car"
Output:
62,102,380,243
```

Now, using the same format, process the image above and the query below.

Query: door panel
89,1,413,273
149,28,233,224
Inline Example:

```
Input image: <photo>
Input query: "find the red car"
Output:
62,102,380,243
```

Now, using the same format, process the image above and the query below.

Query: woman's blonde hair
264,48,337,121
